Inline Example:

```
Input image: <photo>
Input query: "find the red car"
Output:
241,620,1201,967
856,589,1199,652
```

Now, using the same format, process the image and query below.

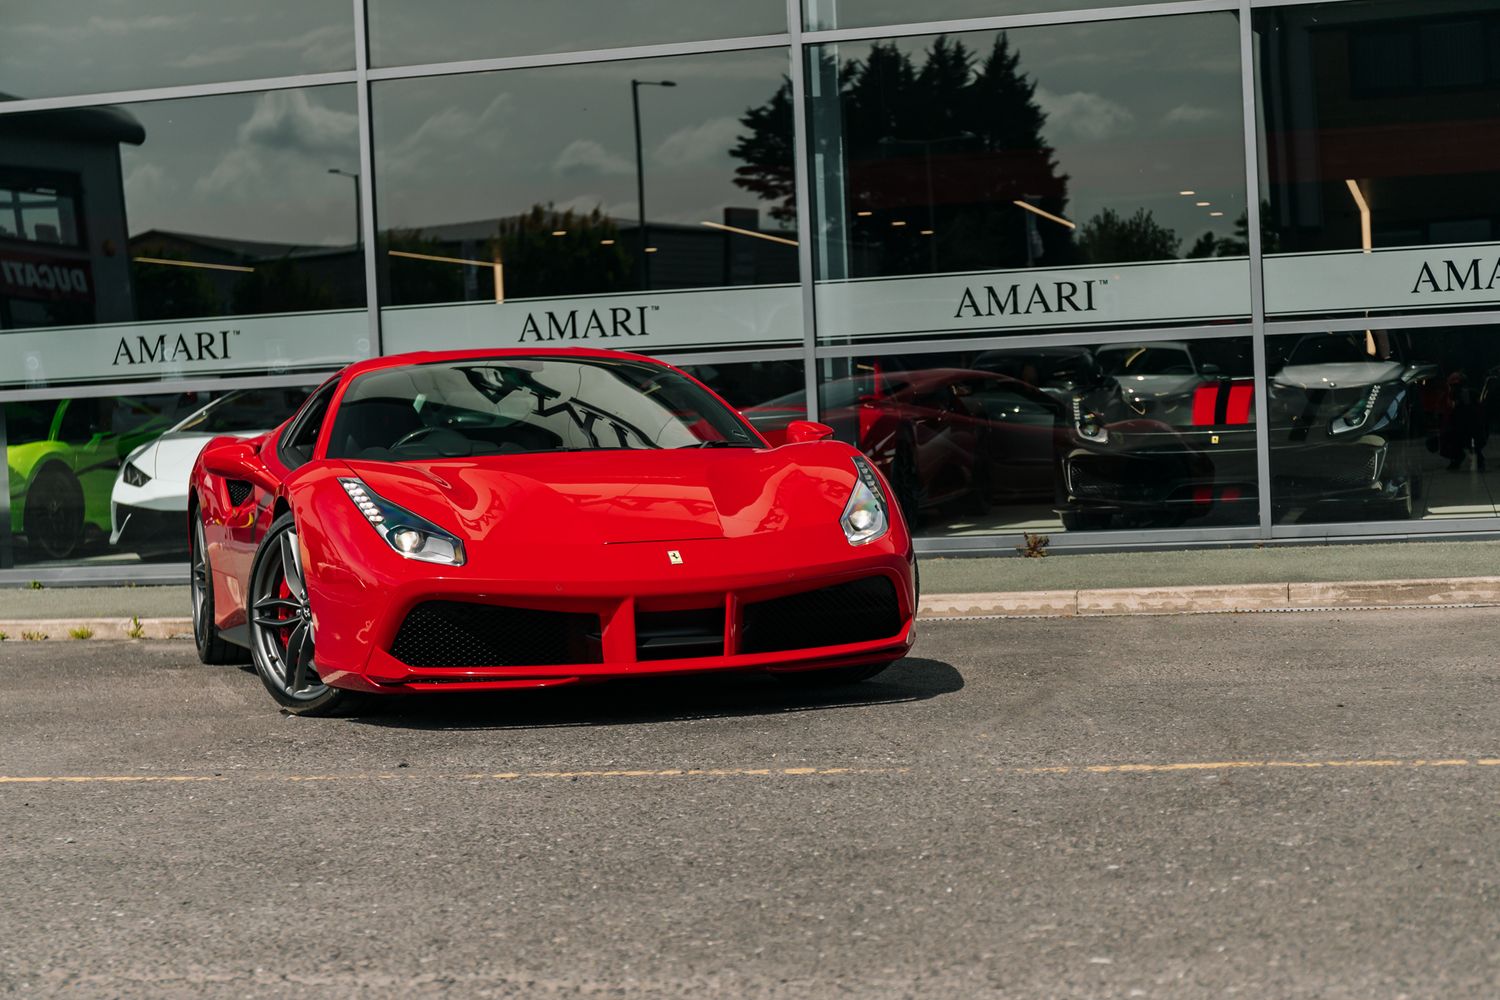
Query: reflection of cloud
1035,87,1136,143
123,162,168,203
554,139,632,176
653,116,742,167
175,24,350,71
1162,104,1226,126
237,90,357,157
195,92,358,211
381,94,512,179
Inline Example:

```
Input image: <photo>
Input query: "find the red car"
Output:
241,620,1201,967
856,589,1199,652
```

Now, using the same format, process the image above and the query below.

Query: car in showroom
744,367,1067,520
190,349,917,715
7,395,192,560
110,386,311,559
1059,332,1431,529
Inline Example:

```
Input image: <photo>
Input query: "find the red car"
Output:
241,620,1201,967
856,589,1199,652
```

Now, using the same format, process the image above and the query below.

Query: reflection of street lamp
877,132,974,269
631,79,676,290
327,168,360,247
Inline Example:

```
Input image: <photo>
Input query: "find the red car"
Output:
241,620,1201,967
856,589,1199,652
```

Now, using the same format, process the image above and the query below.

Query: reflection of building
0,97,143,329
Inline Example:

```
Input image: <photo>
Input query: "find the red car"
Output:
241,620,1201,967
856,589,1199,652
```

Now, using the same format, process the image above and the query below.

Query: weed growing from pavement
21,631,47,641
126,617,146,639
0,631,7,641
68,626,94,640
26,580,43,590
1017,532,1050,558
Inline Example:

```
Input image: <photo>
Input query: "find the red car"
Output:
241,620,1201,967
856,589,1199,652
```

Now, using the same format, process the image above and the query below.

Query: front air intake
739,577,902,654
390,601,602,668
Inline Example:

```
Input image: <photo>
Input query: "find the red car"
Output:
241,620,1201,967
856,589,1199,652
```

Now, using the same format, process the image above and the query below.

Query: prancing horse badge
667,550,684,565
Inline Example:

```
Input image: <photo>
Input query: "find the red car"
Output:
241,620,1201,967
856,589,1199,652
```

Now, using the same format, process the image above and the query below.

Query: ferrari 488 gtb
190,349,917,715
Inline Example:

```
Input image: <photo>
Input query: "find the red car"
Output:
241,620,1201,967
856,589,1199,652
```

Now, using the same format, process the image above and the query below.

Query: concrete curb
918,576,1500,618
3,577,1499,640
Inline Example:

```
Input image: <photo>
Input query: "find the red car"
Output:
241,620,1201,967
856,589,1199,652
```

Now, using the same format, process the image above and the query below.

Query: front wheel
24,463,84,560
247,512,358,716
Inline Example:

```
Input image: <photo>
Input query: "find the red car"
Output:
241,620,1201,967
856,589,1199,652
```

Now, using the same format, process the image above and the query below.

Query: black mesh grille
636,607,724,661
740,577,901,654
226,480,253,506
390,601,602,668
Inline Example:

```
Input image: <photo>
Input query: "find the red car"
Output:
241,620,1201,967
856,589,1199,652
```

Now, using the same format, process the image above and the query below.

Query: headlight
1072,396,1108,444
122,462,151,487
841,456,890,546
338,477,466,566
1329,384,1388,436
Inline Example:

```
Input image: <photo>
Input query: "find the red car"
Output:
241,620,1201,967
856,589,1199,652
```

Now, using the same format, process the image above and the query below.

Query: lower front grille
390,601,602,668
740,576,902,655
636,607,725,661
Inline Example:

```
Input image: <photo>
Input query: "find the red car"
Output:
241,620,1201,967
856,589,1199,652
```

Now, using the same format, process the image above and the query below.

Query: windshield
1096,345,1195,377
326,357,760,461
173,387,311,435
1286,334,1389,367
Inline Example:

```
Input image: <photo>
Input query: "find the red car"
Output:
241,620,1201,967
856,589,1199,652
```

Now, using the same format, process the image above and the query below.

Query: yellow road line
2,759,1497,785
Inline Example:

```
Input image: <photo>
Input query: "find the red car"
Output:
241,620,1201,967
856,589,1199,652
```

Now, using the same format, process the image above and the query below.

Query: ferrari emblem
667,550,683,565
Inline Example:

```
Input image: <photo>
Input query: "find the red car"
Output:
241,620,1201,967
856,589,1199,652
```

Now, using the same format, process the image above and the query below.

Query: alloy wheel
249,528,326,701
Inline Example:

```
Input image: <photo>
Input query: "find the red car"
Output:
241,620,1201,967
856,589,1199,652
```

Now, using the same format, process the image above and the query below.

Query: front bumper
301,509,917,693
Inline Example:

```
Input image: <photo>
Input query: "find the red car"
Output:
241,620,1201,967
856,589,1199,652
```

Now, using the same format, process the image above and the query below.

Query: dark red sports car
189,349,917,715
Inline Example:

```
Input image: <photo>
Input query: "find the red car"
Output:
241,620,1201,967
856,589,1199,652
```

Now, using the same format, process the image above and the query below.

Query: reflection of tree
130,256,221,321
1077,208,1179,263
733,34,1072,276
490,205,632,299
1186,204,1280,258
231,258,335,314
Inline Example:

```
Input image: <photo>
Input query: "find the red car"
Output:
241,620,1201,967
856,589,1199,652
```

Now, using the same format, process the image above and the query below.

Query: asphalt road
3,608,1500,998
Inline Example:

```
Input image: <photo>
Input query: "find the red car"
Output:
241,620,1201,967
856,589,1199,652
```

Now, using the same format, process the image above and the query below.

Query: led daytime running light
338,477,465,566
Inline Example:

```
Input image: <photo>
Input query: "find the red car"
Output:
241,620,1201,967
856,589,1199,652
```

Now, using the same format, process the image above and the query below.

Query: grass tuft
68,626,95,640
1017,532,1051,558
21,630,48,641
26,580,44,590
126,616,146,640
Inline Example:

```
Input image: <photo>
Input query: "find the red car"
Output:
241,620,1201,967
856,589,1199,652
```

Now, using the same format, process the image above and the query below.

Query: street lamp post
327,168,360,247
630,79,676,290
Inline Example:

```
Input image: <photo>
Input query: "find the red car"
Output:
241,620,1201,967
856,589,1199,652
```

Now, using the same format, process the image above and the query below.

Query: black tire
773,660,892,688
890,437,923,525
24,462,84,560
191,513,249,665
247,512,361,716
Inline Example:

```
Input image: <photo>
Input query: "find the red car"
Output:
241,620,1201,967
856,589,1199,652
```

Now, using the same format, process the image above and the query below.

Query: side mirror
784,420,836,444
202,438,278,493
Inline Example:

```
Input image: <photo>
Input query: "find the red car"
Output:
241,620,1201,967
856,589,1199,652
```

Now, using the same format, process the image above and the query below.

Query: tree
1077,208,1180,263
731,33,1072,277
1185,204,1281,259
130,255,222,321
491,205,633,300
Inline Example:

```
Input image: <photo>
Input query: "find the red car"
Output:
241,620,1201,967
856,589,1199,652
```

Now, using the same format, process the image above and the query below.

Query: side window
56,399,99,444
278,381,338,470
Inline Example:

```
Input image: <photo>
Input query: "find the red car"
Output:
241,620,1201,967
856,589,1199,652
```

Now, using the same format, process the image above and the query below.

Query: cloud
1035,88,1136,143
653,116,743,168
235,89,357,157
123,162,168,203
380,93,512,179
554,139,632,176
1162,104,1228,127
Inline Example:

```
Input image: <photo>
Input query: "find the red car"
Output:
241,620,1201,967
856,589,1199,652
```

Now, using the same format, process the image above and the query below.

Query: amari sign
814,257,1252,341
1263,244,1500,316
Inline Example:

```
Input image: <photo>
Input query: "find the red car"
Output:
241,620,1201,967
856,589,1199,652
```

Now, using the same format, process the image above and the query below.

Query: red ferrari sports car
189,349,917,715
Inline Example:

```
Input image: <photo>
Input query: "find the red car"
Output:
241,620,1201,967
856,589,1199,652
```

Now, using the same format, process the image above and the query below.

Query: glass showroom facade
2,0,1500,581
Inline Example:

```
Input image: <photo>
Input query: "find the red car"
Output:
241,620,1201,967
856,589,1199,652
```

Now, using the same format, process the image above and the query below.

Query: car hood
1114,374,1202,399
1272,361,1405,390
339,444,858,545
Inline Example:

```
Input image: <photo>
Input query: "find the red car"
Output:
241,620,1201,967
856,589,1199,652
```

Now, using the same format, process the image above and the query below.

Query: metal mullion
353,0,382,361
786,0,822,423
803,0,1236,44
0,72,359,116
365,34,791,82
1240,0,1273,541
1266,310,1500,336
810,322,1255,359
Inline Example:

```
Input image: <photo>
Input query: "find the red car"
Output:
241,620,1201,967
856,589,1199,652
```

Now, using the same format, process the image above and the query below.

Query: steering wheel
389,426,469,457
